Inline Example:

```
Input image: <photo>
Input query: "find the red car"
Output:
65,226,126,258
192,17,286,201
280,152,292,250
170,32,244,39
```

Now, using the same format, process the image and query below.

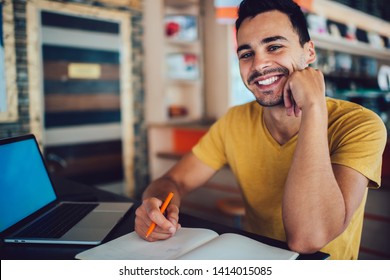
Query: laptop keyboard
15,203,99,238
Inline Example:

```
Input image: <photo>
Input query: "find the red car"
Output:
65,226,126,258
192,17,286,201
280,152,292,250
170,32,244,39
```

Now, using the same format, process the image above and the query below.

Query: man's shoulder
327,97,386,136
326,97,361,110
327,97,379,119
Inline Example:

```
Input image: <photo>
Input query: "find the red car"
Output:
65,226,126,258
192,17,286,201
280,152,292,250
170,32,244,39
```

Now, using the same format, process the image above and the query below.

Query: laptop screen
0,137,57,232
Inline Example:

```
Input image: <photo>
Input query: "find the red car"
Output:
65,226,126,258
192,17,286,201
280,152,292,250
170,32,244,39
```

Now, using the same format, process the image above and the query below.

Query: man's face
236,10,312,107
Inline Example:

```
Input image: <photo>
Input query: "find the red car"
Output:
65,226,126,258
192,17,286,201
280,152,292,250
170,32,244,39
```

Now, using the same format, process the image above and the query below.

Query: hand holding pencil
134,191,180,241
145,192,174,238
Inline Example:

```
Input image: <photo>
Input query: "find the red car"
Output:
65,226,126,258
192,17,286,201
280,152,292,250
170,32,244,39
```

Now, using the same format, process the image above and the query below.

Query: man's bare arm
282,68,368,253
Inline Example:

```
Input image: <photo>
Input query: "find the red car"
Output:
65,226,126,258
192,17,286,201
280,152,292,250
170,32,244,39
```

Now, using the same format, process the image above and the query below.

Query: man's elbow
286,231,329,254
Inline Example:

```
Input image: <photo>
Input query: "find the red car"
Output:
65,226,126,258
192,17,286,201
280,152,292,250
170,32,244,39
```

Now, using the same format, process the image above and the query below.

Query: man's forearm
142,177,183,208
282,105,345,253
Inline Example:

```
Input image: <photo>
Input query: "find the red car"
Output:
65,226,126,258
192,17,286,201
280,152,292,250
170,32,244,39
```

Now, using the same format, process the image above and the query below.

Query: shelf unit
144,0,204,124
304,0,390,92
311,33,390,61
311,39,389,95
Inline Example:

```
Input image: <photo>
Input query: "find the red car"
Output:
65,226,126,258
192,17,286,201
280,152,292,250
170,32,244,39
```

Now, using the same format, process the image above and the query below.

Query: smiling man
135,0,387,259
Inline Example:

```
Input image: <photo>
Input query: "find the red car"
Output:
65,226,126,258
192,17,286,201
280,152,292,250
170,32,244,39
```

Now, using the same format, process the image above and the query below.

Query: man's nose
251,53,271,72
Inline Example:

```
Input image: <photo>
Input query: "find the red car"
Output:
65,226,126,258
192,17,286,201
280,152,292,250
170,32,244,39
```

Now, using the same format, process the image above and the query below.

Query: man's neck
263,106,301,146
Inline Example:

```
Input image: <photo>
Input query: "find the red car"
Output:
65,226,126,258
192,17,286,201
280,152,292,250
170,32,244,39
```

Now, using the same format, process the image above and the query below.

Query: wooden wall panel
44,111,121,127
44,80,120,94
41,15,121,130
45,94,120,112
34,7,123,187
27,0,134,194
44,62,120,81
42,45,119,63
41,11,120,33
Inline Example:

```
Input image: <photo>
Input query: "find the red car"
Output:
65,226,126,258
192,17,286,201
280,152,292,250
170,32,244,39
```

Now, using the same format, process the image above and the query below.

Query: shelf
308,0,390,38
311,32,390,61
165,0,199,8
165,0,199,13
166,79,202,85
324,73,378,87
166,38,200,45
324,73,376,80
165,40,201,51
156,151,184,160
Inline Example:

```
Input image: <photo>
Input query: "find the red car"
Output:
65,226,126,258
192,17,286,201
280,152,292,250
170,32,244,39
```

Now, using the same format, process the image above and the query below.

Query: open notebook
76,227,299,260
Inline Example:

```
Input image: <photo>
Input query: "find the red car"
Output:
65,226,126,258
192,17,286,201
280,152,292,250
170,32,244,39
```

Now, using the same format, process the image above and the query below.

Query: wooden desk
0,176,329,260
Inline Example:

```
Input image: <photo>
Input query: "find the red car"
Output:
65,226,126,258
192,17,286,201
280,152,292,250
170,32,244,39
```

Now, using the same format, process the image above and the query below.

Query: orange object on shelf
215,7,238,19
172,128,208,154
293,0,314,11
168,105,188,118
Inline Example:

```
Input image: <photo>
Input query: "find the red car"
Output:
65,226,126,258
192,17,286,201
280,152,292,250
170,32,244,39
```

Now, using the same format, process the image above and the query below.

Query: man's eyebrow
261,35,288,44
237,36,288,53
237,44,251,53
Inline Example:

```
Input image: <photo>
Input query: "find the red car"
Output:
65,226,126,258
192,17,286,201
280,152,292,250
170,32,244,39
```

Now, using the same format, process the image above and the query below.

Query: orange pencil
145,192,174,238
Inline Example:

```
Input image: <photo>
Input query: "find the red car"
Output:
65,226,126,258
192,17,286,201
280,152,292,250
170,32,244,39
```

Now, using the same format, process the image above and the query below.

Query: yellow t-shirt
192,98,387,259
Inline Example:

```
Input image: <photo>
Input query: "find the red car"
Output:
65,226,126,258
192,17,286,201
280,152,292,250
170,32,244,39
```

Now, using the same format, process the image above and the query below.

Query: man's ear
304,40,316,65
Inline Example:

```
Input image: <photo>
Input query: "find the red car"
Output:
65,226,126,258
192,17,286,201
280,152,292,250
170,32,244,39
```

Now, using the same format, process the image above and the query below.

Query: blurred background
0,0,389,259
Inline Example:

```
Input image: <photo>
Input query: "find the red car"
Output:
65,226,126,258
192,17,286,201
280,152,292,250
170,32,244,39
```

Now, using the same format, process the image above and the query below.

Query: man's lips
247,67,289,86
255,75,280,86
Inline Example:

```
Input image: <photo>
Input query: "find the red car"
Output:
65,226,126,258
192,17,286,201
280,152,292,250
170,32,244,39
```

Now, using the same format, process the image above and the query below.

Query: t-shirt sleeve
330,108,387,189
192,114,229,171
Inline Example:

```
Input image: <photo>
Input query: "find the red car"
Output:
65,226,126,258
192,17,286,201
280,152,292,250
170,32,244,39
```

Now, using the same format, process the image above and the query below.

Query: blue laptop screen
0,138,57,232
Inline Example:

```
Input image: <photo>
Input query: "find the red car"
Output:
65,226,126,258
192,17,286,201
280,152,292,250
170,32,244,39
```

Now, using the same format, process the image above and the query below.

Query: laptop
0,134,133,245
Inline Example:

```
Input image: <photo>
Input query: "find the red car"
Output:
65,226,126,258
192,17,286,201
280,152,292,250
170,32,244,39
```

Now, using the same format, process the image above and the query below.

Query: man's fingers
135,197,181,242
283,87,293,110
294,104,302,117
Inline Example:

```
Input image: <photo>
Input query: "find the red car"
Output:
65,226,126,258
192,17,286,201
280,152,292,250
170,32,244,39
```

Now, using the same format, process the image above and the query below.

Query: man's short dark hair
235,0,311,47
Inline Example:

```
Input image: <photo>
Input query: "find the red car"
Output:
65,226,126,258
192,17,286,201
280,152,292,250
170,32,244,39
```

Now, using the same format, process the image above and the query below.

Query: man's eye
268,45,282,52
239,52,253,59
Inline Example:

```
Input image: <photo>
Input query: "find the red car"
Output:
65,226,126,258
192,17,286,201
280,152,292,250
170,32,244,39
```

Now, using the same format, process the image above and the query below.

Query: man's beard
255,94,284,107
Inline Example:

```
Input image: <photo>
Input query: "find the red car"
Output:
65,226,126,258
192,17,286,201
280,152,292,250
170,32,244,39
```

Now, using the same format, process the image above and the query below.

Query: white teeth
257,76,278,85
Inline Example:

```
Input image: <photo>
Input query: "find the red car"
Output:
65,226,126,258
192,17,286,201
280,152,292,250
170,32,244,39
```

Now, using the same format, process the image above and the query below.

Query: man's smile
256,75,281,86
247,67,289,87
